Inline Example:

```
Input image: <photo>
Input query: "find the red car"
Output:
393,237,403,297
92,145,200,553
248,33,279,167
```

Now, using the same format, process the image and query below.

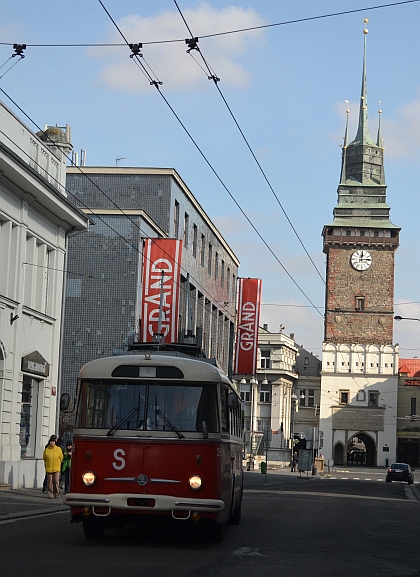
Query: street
1,470,419,577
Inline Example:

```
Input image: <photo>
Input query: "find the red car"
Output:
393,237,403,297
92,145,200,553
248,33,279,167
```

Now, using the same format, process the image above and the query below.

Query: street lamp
394,316,420,322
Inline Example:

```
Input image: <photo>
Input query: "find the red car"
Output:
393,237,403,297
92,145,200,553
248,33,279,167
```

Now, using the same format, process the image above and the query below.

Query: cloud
332,95,420,159
382,96,420,158
91,2,265,93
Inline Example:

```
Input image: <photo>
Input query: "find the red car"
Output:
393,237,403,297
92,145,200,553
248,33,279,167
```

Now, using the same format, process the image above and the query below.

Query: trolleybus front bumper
64,492,225,514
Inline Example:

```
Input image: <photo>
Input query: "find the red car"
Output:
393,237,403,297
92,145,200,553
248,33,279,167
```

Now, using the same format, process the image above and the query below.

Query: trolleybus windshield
76,380,220,434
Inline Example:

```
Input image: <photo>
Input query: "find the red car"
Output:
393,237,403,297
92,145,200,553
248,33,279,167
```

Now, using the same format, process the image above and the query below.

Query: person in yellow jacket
43,435,63,498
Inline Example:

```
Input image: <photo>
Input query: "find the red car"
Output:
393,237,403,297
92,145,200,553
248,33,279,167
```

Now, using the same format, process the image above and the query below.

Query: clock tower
319,22,400,468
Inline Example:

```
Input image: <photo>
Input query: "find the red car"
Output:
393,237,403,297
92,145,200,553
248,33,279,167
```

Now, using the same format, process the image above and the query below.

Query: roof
398,358,420,377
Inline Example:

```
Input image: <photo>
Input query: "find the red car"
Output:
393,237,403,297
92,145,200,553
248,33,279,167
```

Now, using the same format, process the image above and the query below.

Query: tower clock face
351,250,372,271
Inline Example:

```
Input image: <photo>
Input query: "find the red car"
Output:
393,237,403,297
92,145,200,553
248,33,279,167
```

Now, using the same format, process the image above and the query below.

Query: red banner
234,278,262,375
141,239,182,343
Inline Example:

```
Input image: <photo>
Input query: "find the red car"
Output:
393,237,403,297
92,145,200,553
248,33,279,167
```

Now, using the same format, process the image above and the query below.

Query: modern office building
0,102,89,488
61,167,240,419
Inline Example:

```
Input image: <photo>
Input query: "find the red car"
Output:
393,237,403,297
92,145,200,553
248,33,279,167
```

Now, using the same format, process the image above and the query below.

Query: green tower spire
352,21,376,147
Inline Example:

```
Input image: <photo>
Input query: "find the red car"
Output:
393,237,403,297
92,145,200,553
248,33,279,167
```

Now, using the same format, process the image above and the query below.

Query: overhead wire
0,101,238,337
171,2,396,399
0,0,418,47
97,0,323,318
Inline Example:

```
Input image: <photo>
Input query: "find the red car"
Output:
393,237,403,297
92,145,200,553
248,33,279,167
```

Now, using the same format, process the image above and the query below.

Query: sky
1,0,420,358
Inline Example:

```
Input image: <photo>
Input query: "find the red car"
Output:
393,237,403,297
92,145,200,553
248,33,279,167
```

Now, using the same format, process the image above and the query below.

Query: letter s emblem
113,448,126,470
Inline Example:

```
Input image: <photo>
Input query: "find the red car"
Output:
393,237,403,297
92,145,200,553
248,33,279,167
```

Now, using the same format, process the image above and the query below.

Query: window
174,201,180,237
192,225,198,258
20,376,39,458
221,260,225,288
200,235,205,266
346,229,351,236
208,244,212,275
260,350,271,369
374,231,379,237
257,418,271,432
368,391,379,406
304,357,309,365
359,230,365,237
355,296,365,311
259,382,270,403
308,389,315,407
183,213,189,247
339,390,349,405
215,252,219,280
240,390,250,402
227,267,231,296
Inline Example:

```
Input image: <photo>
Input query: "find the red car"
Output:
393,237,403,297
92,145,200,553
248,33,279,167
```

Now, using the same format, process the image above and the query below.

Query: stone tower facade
319,25,400,467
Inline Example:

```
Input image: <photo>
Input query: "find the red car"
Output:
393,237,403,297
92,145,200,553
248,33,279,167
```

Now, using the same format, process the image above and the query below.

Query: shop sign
21,351,50,377
397,431,420,439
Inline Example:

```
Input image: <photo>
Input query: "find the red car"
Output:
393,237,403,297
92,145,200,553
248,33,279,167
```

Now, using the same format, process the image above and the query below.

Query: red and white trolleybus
63,345,243,542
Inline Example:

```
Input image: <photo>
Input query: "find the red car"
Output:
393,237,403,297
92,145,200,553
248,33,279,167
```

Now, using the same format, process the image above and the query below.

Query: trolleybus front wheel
83,519,105,539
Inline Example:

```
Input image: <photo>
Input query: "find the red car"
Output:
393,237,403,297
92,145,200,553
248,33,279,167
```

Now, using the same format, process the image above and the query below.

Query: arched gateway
347,433,376,467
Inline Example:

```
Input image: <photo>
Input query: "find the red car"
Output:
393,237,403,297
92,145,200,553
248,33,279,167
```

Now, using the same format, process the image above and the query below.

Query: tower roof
325,20,399,233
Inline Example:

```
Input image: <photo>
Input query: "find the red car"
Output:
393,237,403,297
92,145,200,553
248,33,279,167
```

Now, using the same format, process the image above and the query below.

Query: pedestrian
43,435,63,498
61,441,73,494
291,453,297,472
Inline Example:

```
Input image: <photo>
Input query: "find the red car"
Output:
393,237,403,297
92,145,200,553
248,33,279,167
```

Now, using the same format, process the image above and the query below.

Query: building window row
173,201,235,301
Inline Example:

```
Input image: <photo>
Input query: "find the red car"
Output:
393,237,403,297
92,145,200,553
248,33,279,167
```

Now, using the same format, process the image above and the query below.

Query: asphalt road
1,471,419,577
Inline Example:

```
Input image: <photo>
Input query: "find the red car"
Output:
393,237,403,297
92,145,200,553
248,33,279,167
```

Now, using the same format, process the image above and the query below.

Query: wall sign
21,351,50,377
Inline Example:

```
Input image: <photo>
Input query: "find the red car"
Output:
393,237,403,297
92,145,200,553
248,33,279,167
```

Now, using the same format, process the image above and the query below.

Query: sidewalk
0,487,68,522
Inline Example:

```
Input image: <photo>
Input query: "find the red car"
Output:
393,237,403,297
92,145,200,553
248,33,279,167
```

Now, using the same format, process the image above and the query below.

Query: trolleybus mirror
60,393,70,412
227,393,239,409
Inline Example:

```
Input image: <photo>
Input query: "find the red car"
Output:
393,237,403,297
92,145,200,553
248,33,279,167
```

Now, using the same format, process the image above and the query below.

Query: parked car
386,463,414,484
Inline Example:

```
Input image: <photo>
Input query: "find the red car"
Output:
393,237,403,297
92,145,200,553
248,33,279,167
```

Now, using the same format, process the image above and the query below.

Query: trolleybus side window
221,386,229,433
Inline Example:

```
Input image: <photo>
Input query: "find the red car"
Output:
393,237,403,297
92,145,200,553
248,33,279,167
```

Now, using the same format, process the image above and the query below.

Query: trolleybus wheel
228,497,242,525
83,519,105,539
208,520,226,543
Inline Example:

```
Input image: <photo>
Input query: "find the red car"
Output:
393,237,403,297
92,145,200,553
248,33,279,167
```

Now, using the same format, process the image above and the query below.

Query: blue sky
1,1,420,357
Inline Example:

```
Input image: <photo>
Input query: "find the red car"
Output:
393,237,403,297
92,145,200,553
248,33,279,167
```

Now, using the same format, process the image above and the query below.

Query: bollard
261,461,267,475
312,465,317,476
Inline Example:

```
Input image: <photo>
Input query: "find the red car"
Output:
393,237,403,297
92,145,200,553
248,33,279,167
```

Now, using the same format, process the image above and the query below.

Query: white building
0,101,89,488
239,324,299,466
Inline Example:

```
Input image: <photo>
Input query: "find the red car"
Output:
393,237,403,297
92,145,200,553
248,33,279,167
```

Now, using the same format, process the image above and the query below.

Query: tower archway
348,432,376,467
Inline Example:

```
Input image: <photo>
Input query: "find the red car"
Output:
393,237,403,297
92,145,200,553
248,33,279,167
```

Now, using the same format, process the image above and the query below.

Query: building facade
240,324,299,465
0,102,89,488
294,346,322,446
397,359,420,467
61,167,239,416
319,30,400,467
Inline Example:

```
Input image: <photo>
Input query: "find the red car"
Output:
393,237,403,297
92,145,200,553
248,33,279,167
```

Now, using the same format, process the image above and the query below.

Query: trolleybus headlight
82,471,96,486
188,475,202,490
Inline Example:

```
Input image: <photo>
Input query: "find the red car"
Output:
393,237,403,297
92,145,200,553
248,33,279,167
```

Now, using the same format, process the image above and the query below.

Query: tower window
345,229,352,236
339,390,349,405
368,391,379,406
355,296,365,311
374,231,379,237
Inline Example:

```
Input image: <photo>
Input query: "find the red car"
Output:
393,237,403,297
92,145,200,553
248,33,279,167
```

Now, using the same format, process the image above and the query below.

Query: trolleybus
63,345,243,542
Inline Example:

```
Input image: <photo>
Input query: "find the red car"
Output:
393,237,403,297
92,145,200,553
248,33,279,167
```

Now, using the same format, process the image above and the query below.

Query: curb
0,506,66,522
